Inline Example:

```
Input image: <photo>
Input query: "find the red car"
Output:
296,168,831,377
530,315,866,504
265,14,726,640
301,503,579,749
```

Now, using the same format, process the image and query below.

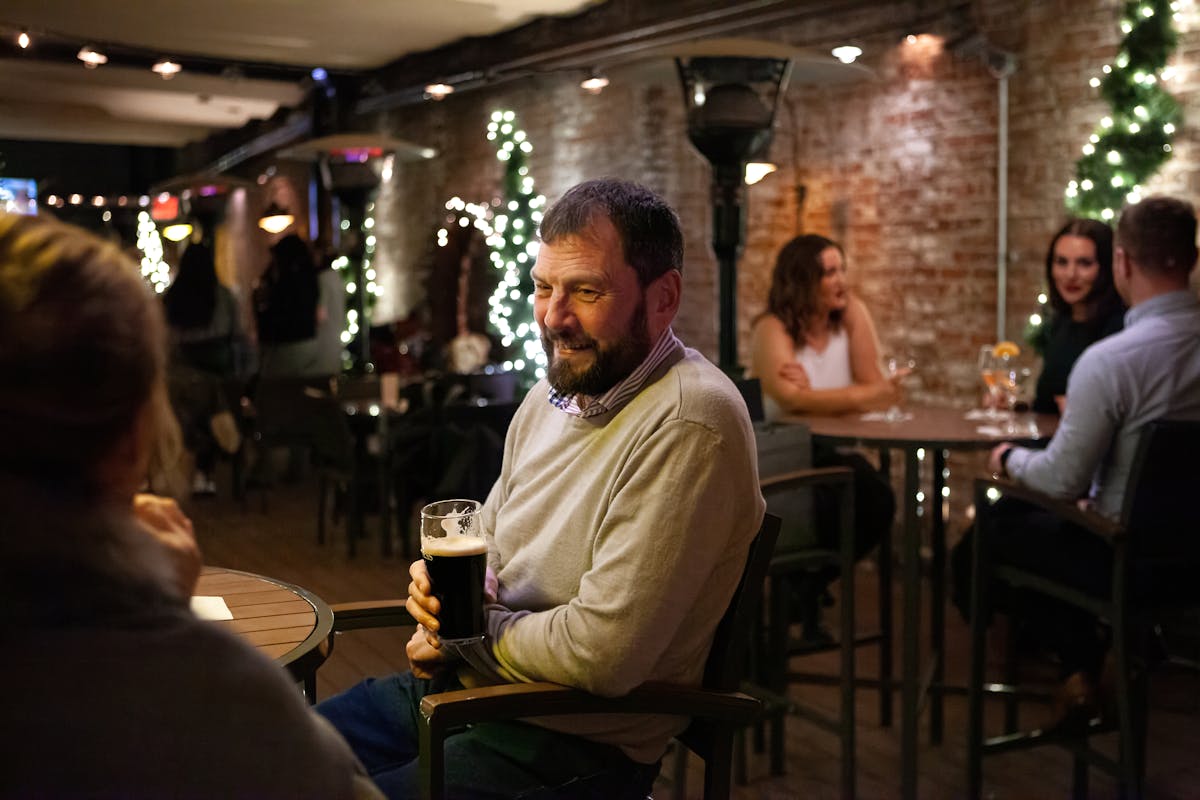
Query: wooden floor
186,471,1200,799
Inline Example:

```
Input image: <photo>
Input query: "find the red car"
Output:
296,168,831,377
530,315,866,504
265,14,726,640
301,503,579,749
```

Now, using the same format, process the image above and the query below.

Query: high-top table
791,406,1056,800
195,567,333,701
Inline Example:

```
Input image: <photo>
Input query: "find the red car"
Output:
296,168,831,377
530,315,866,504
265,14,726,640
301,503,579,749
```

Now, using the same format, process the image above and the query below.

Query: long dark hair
763,233,843,343
163,242,217,330
1044,218,1122,331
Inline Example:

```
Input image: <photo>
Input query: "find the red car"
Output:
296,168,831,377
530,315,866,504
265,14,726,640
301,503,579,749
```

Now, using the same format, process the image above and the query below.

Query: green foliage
1065,0,1181,220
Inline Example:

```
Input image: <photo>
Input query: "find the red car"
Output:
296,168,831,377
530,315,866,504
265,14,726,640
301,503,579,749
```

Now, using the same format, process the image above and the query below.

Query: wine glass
977,345,1003,419
1001,365,1037,436
883,355,916,423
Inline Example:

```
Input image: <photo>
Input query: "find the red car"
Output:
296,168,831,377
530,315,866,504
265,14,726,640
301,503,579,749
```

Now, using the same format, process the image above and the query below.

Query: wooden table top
789,406,1057,450
195,567,333,675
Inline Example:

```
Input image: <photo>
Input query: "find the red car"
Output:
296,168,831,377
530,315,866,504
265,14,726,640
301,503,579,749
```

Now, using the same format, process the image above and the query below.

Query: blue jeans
316,672,661,799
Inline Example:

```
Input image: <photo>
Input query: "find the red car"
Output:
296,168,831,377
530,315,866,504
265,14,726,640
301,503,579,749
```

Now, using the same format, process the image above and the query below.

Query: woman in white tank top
749,234,901,420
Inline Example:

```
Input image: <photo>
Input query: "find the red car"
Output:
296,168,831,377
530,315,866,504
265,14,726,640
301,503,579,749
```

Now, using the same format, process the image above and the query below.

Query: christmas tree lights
1064,0,1181,219
1029,0,1182,351
135,210,170,293
485,110,546,387
335,203,384,371
433,110,546,387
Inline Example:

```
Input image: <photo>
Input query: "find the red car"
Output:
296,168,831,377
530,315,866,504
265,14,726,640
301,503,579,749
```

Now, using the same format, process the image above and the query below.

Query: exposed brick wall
338,0,1198,409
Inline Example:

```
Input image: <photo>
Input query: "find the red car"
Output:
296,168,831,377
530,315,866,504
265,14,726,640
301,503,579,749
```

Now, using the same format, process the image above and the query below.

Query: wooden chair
748,421,864,799
321,511,781,800
967,419,1200,799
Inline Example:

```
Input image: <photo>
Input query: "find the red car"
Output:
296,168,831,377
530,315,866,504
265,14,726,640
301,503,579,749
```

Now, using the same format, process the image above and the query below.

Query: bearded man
318,178,764,799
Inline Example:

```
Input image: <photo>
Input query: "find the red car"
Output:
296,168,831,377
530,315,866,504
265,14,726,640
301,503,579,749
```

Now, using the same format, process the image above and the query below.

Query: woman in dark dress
1033,219,1126,415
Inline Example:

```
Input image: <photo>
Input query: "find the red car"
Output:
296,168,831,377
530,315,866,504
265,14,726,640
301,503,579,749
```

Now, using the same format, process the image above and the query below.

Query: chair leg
839,478,857,800
317,474,328,546
701,731,734,800
1113,611,1141,797
966,492,993,800
670,742,688,800
1003,618,1020,733
1071,755,1089,800
418,717,444,800
767,576,789,776
877,518,894,727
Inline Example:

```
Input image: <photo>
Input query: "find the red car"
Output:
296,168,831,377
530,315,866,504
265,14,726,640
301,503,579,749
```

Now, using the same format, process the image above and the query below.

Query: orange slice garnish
993,341,1021,358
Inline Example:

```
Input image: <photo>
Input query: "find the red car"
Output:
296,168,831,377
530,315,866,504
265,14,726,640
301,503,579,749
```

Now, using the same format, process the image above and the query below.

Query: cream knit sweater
459,343,764,763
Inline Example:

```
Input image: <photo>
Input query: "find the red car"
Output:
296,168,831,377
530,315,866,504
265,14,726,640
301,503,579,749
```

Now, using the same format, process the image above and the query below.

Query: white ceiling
0,0,600,147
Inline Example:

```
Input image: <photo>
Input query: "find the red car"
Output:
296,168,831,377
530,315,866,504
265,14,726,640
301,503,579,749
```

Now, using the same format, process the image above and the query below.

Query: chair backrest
1121,419,1200,561
734,378,765,423
253,378,328,449
702,512,782,691
754,422,817,552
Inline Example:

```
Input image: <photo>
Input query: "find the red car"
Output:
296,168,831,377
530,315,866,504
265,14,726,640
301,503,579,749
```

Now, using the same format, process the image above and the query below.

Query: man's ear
648,269,682,318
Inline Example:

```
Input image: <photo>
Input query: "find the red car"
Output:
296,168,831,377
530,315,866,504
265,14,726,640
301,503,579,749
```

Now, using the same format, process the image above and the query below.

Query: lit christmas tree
333,201,384,372
485,110,547,387
135,211,171,294
1029,0,1181,350
434,110,546,387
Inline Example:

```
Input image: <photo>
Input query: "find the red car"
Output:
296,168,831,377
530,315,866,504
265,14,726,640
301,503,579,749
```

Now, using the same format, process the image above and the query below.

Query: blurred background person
254,231,321,378
749,233,897,642
163,240,243,495
0,211,378,798
1031,218,1126,415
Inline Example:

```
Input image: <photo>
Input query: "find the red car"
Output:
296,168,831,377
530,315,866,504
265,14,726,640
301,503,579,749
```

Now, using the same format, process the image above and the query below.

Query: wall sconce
258,202,294,234
744,162,777,185
425,83,454,100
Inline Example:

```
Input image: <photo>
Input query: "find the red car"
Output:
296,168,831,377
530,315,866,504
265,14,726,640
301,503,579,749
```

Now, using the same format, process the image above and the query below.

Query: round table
791,406,1056,800
194,567,333,701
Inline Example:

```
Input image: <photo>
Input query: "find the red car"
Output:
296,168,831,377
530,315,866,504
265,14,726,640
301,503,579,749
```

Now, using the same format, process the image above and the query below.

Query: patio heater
666,39,874,375
676,48,790,376
278,133,436,373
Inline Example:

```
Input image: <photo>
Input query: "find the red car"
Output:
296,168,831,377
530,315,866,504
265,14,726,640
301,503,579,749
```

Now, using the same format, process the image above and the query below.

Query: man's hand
406,626,449,680
132,493,201,597
988,443,1014,476
406,559,442,646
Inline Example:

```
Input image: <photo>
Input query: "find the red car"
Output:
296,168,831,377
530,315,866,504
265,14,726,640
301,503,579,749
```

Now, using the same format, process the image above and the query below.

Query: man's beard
541,299,652,397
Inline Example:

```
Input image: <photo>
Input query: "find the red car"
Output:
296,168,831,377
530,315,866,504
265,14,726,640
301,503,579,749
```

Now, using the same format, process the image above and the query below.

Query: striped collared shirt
547,327,682,418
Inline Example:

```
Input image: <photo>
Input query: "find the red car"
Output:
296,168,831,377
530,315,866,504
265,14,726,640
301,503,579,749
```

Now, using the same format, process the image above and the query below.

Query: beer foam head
421,535,488,557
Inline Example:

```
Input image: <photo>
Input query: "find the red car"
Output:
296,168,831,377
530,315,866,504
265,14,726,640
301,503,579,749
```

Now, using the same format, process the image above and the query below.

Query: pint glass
419,499,487,643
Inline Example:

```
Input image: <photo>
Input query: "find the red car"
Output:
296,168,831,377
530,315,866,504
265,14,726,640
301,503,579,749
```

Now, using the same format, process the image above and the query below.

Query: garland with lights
1027,0,1181,351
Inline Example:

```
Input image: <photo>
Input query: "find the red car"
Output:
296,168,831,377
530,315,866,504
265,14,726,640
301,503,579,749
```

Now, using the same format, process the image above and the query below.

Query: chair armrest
760,466,853,491
330,600,414,632
420,680,762,729
974,476,1125,543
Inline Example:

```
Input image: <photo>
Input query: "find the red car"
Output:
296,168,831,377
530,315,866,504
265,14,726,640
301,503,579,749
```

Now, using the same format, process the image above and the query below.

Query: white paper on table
964,409,1012,421
190,595,233,621
975,425,1007,437
860,412,888,421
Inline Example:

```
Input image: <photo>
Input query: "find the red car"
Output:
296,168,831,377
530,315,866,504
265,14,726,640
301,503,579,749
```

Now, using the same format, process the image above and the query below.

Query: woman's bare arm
750,313,898,415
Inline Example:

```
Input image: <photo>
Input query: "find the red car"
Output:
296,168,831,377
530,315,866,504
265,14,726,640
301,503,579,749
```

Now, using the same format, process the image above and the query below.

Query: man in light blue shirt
954,195,1200,725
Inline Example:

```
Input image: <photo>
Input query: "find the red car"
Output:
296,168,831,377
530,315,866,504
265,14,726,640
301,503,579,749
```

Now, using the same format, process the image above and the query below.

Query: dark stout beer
423,535,488,642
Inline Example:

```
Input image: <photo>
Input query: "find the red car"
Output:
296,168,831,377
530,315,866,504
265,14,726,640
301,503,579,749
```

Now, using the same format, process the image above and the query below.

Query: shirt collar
1125,289,1198,328
547,328,683,418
